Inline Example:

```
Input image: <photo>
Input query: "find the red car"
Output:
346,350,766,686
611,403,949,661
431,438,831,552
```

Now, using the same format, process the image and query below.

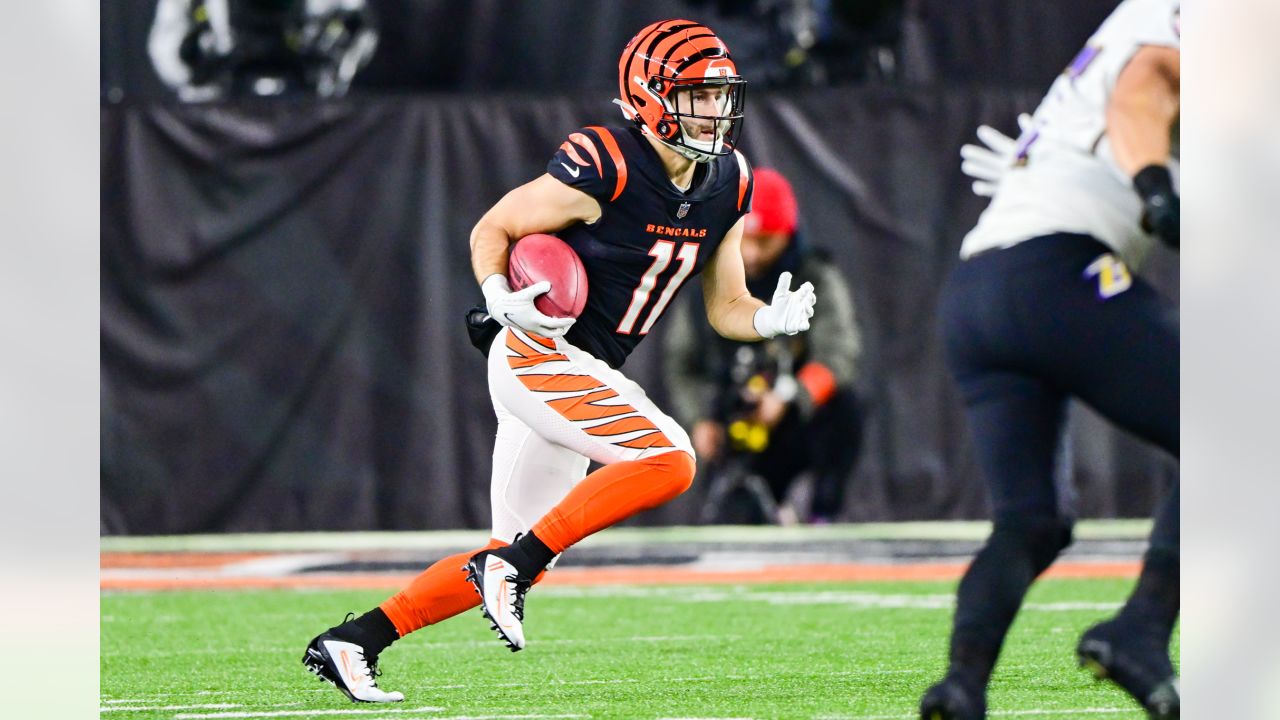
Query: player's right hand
960,113,1033,197
481,275,576,339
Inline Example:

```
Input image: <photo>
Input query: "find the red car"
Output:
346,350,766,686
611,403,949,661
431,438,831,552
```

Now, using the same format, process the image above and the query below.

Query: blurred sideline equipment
148,0,378,100
507,234,589,319
665,168,864,525
921,1,1181,718
304,19,817,701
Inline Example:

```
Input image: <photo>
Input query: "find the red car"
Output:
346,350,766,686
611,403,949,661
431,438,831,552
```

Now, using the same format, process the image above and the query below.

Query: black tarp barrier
100,88,1178,534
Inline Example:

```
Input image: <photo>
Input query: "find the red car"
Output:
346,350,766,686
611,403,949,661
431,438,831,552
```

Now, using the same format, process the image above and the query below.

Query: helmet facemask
644,75,746,163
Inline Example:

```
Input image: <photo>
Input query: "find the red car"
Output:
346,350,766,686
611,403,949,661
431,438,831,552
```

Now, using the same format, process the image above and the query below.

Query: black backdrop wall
100,87,1179,534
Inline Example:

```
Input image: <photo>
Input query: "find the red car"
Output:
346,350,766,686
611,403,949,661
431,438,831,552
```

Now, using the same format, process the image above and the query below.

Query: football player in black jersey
302,19,816,702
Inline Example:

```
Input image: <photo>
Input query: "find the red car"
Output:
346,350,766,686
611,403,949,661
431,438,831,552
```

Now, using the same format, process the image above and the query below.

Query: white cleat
464,551,530,651
302,634,405,703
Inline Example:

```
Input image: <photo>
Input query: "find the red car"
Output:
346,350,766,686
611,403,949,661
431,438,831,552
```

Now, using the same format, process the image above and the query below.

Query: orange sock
532,450,695,554
378,538,556,637
379,539,505,637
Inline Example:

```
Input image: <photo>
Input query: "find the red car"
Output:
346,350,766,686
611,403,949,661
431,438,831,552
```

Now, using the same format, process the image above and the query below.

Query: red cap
745,168,798,235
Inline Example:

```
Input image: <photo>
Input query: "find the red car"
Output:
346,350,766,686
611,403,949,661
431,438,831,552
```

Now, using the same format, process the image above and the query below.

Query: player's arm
1108,44,1180,246
469,173,601,283
701,217,815,340
701,218,766,340
469,174,601,337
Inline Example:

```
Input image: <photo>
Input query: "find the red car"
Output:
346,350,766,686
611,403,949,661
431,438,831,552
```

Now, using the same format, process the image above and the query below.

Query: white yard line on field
100,705,242,712
173,708,444,719
817,708,1135,719
540,586,1121,612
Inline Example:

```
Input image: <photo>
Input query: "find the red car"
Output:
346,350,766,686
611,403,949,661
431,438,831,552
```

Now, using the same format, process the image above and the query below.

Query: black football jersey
546,125,754,368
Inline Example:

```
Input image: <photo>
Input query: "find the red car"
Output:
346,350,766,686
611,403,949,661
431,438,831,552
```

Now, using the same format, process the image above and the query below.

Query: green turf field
101,577,1177,719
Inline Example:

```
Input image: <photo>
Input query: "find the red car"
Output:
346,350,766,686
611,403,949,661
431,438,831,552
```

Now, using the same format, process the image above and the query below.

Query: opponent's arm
701,217,815,340
469,173,602,337
1108,45,1180,246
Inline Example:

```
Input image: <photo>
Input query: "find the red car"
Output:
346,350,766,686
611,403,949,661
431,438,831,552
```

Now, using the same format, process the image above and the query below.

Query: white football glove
481,274,575,339
960,113,1034,197
752,271,816,338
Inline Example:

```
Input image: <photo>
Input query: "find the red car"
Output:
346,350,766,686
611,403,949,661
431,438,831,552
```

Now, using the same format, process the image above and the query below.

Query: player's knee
990,516,1074,575
648,450,696,501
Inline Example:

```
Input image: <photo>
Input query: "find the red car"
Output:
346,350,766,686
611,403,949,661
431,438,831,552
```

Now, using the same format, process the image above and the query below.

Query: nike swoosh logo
560,162,581,177
339,650,363,687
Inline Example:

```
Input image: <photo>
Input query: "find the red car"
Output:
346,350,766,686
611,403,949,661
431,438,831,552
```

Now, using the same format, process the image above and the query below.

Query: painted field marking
174,708,444,719
817,709,1135,719
539,586,1122,612
100,704,241,712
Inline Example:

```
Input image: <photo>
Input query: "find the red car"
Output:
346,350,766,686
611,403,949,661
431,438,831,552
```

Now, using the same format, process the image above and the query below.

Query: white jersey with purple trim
960,0,1180,267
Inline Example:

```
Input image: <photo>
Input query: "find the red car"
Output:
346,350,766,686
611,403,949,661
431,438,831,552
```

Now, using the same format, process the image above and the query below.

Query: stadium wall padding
100,89,1179,534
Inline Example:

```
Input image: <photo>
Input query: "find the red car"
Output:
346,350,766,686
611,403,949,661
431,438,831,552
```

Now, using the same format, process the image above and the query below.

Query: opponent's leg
1028,251,1180,716
920,369,1073,720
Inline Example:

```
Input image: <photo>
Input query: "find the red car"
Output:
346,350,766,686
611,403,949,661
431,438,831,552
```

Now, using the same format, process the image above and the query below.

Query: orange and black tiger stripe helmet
616,19,746,163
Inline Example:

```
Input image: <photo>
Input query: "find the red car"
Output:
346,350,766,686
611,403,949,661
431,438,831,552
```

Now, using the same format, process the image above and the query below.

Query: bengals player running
302,19,816,702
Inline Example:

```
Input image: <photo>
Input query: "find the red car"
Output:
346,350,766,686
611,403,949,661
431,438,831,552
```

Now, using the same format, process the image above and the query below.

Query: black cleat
464,550,530,651
302,620,404,703
1077,618,1178,719
919,673,987,720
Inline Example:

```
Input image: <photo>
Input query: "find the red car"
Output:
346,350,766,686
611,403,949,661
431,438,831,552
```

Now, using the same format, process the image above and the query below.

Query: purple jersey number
1015,44,1104,162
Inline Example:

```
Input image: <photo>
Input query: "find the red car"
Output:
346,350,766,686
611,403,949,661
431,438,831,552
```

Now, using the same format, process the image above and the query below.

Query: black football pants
938,232,1179,681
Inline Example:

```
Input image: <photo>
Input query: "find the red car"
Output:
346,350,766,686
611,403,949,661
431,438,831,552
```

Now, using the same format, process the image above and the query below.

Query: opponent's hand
481,275,576,338
960,113,1033,197
752,272,816,338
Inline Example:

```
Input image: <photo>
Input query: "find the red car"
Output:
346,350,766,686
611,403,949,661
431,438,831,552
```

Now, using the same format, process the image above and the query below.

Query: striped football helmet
616,19,746,163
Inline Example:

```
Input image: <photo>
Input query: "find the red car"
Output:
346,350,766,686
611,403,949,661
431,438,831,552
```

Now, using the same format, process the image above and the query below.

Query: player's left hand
1133,164,1179,249
961,113,1033,197
753,271,816,338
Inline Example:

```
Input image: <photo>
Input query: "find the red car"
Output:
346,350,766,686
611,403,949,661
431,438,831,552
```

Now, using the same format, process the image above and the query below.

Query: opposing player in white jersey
921,1,1180,718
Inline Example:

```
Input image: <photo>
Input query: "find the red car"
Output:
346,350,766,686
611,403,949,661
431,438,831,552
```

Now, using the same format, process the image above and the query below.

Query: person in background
148,0,377,100
665,168,864,524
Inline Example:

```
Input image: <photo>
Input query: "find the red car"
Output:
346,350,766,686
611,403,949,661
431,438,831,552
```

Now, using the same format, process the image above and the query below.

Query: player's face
740,228,790,280
673,85,730,141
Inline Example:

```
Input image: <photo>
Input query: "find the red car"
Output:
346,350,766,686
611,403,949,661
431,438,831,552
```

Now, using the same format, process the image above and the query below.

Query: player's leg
922,251,1075,720
1028,248,1180,715
303,370,589,697
920,370,1072,719
380,411,588,632
466,328,696,649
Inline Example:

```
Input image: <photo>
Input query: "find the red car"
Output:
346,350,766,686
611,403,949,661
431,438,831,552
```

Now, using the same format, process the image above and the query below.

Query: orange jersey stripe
734,150,750,211
583,416,661,437
547,389,636,422
518,374,605,393
587,126,628,201
616,431,676,450
560,141,589,167
569,132,603,177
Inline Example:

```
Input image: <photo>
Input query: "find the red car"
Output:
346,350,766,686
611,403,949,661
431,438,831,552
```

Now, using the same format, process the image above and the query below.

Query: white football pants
485,327,693,543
